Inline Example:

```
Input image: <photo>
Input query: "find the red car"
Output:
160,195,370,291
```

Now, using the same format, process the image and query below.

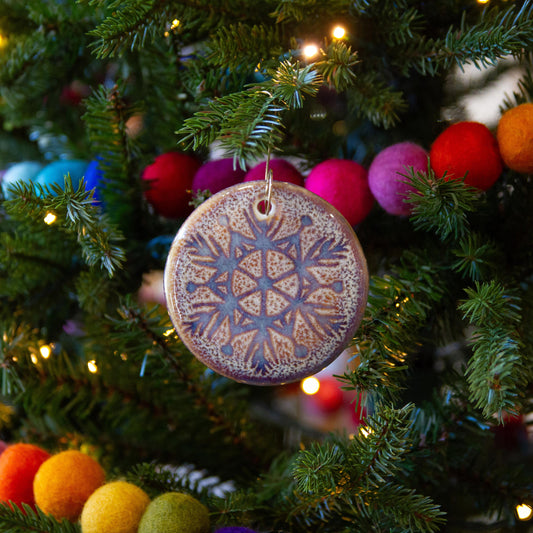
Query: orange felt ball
497,103,533,174
0,443,51,509
430,121,503,191
33,450,106,521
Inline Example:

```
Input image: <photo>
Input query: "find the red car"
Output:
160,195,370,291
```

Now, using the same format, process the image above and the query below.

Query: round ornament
138,492,210,533
142,152,201,219
33,450,106,521
496,103,533,174
305,159,374,226
35,160,89,192
0,443,51,510
244,159,304,186
429,121,502,190
1,161,44,199
192,158,246,196
80,481,150,533
164,181,368,385
368,142,429,216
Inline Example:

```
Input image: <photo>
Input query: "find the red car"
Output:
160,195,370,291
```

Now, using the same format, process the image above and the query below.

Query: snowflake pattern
165,182,367,385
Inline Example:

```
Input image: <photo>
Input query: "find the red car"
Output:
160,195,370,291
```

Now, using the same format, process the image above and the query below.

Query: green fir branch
346,72,408,129
459,281,528,418
500,64,533,110
406,168,480,241
0,503,80,533
273,0,351,23
4,177,126,277
315,40,359,92
451,232,501,281
403,1,533,76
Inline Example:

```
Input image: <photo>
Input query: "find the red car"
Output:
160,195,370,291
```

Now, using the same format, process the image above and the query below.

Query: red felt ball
430,121,502,191
305,159,374,226
192,158,246,195
311,378,344,413
0,443,51,509
244,159,305,186
368,142,429,216
142,152,201,218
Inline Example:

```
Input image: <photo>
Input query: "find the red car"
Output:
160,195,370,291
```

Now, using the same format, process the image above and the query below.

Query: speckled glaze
164,181,368,385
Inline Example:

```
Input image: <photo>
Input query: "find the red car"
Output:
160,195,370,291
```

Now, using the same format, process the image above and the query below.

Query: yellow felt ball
138,492,210,533
497,103,533,173
33,450,105,521
80,481,150,533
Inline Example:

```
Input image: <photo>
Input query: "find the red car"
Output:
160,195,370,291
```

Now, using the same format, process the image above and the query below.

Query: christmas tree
0,0,532,531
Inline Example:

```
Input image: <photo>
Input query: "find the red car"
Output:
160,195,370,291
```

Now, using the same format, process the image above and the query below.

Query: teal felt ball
138,492,210,533
1,161,44,199
34,160,89,193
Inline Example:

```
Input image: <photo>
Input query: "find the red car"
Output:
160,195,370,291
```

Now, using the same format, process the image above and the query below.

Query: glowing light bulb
302,44,319,59
87,360,98,374
44,212,57,225
164,328,175,337
0,34,7,49
332,25,346,39
301,376,320,395
516,504,533,521
30,353,38,365
360,426,373,438
40,345,51,359
477,0,489,3
171,19,180,29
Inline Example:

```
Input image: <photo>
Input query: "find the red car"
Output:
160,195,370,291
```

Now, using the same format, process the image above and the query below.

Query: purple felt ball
215,526,256,533
192,158,246,195
305,159,374,226
244,159,304,186
368,142,429,216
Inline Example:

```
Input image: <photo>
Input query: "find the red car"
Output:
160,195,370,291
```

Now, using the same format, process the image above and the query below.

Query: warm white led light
44,212,57,225
40,345,51,359
333,26,346,39
301,376,320,395
516,504,533,521
302,44,319,59
87,360,98,374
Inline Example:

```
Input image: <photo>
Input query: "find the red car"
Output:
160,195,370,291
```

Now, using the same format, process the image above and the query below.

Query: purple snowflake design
165,181,368,385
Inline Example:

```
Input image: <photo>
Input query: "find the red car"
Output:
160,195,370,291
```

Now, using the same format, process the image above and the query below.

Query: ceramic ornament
164,181,368,385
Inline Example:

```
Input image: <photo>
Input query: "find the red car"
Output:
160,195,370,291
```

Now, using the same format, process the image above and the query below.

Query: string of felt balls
0,443,257,533
136,102,533,226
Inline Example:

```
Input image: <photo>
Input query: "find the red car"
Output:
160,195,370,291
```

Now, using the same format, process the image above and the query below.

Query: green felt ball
138,492,210,533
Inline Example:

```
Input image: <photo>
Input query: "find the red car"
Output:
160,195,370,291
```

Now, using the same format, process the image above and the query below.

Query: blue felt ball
84,159,104,203
34,160,88,193
1,161,44,199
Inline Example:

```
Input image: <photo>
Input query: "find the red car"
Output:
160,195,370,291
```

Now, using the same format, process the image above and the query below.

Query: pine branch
0,503,80,533
315,40,359,92
340,251,446,403
459,281,528,418
273,0,351,23
4,177,126,277
451,232,501,281
82,82,144,228
406,168,480,242
402,1,533,76
177,59,321,166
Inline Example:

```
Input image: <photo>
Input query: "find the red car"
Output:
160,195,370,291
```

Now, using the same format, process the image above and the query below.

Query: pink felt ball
244,159,304,186
142,152,201,218
430,121,503,191
368,142,429,216
192,158,246,195
305,159,374,226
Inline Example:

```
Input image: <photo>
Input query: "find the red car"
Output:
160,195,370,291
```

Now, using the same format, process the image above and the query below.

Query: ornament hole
254,197,275,219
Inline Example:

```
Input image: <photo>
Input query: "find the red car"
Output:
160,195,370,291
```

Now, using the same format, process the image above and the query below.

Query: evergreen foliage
0,0,532,531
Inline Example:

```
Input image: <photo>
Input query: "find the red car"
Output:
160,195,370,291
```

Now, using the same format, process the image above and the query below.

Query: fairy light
39,345,51,359
301,376,320,395
164,328,175,337
171,19,180,29
44,212,57,225
0,34,7,49
30,353,38,365
477,0,489,3
516,504,533,521
359,426,373,438
87,360,98,374
302,44,319,59
332,25,346,39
